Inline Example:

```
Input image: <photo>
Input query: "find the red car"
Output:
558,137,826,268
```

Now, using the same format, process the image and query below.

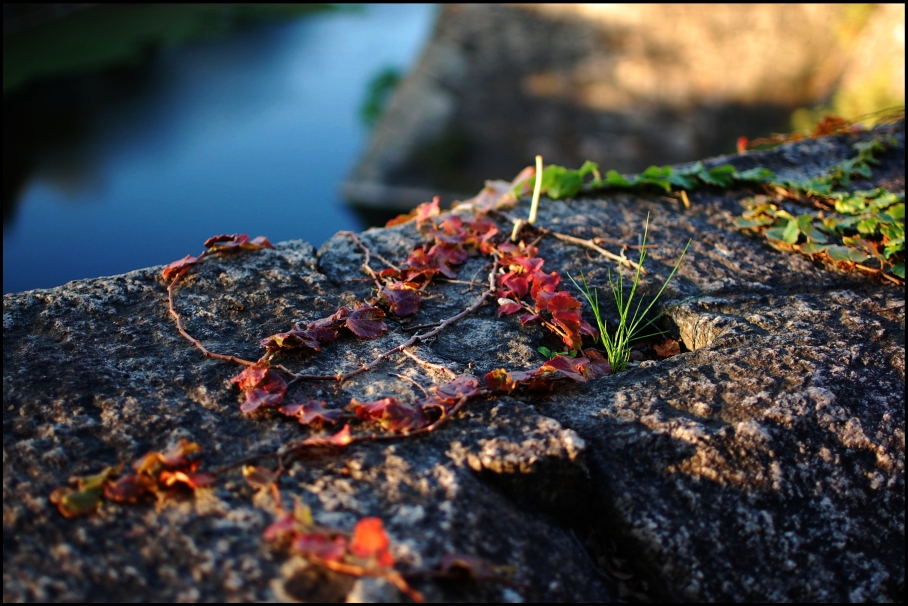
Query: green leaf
735,167,775,182
801,242,828,254
603,169,633,187
856,217,879,235
735,216,774,228
542,165,584,199
765,226,788,241
537,346,553,359
699,165,737,187
781,219,801,244
825,246,868,263
889,262,905,279
578,160,599,177
667,172,697,190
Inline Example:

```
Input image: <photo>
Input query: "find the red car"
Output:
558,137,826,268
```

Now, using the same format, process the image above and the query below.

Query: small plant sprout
569,217,690,373
528,154,543,225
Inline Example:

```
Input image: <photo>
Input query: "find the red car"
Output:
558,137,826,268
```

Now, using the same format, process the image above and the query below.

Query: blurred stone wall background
344,4,905,211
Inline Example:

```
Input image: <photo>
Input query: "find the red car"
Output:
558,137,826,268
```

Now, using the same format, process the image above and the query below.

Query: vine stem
542,228,648,274
287,259,499,384
167,267,260,367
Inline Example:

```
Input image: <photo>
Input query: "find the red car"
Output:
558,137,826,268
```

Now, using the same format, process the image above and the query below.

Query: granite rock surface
4,123,904,601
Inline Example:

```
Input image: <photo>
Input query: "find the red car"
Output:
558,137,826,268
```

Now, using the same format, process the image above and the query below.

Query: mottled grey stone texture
4,123,904,602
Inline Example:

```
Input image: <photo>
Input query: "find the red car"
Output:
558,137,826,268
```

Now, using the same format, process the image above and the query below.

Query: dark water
3,5,437,294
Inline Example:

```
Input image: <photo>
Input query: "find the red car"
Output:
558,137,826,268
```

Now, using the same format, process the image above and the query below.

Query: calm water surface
3,5,437,294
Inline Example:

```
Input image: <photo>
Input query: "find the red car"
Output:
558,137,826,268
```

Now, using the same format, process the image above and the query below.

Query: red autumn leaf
499,272,529,299
497,298,522,316
519,313,540,325
430,215,469,245
159,470,215,490
653,338,681,359
348,398,429,431
203,233,275,252
434,376,480,401
351,517,394,567
736,136,749,153
463,217,500,253
240,372,288,414
345,305,388,339
260,324,338,351
551,310,583,350
293,533,348,562
280,400,343,426
300,424,354,448
231,363,271,391
162,254,200,281
385,196,440,227
103,473,157,503
483,368,517,393
246,235,275,250
537,355,589,383
582,349,612,377
428,243,468,278
380,283,422,317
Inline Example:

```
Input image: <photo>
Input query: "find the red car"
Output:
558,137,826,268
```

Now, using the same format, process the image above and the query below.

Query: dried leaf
242,465,279,491
434,376,480,401
104,473,157,503
653,338,681,359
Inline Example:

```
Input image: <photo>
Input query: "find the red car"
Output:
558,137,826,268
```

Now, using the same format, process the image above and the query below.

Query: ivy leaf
162,254,200,281
385,196,440,227
260,329,324,351
497,298,523,316
280,400,343,426
300,424,354,448
434,376,480,402
231,363,271,391
699,165,737,188
49,466,119,518
536,355,589,383
379,283,422,317
890,263,905,279
345,306,388,339
159,469,215,490
635,165,673,192
825,246,869,263
203,234,275,251
541,165,584,199
602,169,632,188
735,167,775,183
292,533,349,562
351,518,394,567
781,219,801,244
103,473,157,503
348,398,429,431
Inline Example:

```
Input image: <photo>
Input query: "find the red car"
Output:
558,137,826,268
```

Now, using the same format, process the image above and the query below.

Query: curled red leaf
162,254,200,281
280,400,343,426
